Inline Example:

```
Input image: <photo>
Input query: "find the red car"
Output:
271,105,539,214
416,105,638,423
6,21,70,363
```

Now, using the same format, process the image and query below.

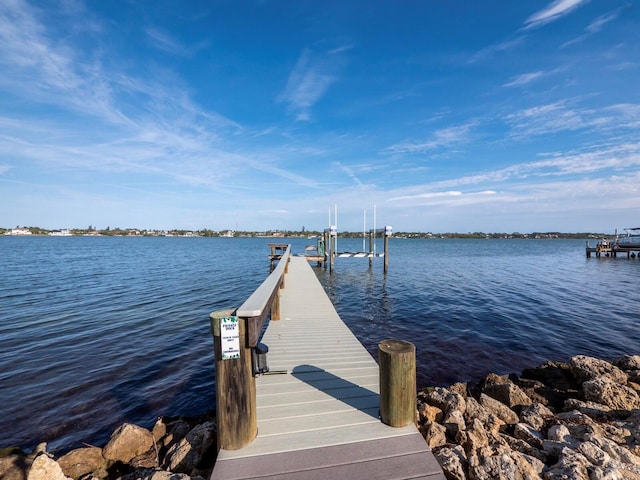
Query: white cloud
278,47,346,120
586,10,619,34
562,8,621,47
145,27,191,56
524,0,589,30
504,71,544,88
506,101,640,140
385,122,478,155
469,37,525,64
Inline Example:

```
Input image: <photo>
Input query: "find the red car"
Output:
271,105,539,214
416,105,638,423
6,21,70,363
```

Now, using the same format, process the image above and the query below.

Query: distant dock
586,239,640,258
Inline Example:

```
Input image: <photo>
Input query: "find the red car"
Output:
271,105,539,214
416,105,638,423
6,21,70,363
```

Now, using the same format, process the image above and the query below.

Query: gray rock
563,398,611,417
520,403,554,430
478,393,519,425
583,377,640,410
57,447,106,479
424,387,451,411
444,392,467,415
163,421,215,474
570,356,628,385
483,382,533,409
587,465,625,480
464,397,504,435
456,418,489,456
103,423,155,464
119,468,191,480
27,454,71,480
514,423,544,449
543,447,591,480
443,409,466,439
433,445,468,480
468,444,540,480
555,409,592,424
627,370,640,385
576,441,611,467
423,421,448,448
547,424,575,443
500,434,547,463
613,355,640,371
448,382,469,399
425,388,466,415
159,419,191,450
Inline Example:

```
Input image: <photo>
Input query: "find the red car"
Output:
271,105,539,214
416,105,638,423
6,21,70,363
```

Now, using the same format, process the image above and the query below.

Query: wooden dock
210,256,445,479
586,239,640,258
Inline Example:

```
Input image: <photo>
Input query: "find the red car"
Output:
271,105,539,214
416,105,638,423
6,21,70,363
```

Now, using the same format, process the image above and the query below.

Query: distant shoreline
1,227,609,240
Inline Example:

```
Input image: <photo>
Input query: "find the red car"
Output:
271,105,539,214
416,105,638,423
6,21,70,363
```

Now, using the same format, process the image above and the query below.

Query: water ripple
1,236,639,452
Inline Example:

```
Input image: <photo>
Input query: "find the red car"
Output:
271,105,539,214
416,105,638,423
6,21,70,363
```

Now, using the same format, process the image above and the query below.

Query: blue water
1,236,639,453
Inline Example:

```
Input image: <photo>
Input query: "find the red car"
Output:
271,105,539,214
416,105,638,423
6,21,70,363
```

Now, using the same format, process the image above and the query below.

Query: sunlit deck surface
211,256,445,479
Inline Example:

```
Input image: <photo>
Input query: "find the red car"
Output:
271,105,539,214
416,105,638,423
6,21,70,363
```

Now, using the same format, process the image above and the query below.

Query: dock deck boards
211,256,445,479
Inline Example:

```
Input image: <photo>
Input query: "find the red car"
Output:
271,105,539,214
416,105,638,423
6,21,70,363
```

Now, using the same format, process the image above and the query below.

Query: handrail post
271,280,282,321
210,308,257,450
378,339,416,427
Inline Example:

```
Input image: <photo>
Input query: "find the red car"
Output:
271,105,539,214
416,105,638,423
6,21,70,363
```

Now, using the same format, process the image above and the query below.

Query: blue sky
1,0,639,233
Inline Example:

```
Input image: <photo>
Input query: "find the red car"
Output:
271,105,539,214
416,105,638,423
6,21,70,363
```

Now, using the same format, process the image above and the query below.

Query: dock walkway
211,256,445,479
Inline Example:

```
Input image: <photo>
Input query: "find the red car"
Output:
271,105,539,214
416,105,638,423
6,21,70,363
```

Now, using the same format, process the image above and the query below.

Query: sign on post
220,316,241,359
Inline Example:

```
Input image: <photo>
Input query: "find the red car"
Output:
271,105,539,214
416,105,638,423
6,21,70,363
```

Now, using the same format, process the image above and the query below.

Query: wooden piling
383,233,389,273
368,230,374,268
378,339,416,428
210,308,257,450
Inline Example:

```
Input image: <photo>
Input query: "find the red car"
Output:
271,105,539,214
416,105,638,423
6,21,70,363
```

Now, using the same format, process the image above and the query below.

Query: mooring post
368,229,374,268
210,308,257,450
378,339,416,427
329,225,337,272
384,225,392,273
323,230,329,268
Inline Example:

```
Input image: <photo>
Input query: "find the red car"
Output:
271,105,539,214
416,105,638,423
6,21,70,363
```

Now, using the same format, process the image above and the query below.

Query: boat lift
310,224,392,273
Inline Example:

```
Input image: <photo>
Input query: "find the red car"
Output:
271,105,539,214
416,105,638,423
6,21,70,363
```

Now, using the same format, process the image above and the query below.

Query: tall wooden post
378,339,416,427
368,230,374,268
323,230,329,268
210,308,257,450
383,226,392,273
329,225,337,272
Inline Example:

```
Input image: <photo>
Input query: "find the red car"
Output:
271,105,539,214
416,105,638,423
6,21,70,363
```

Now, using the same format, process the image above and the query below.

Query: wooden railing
209,245,291,450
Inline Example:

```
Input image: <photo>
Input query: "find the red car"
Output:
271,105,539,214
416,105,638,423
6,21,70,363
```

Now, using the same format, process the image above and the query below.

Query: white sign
220,317,240,360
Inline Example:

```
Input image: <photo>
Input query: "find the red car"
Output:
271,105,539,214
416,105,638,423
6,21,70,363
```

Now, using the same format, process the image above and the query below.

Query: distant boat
615,228,640,249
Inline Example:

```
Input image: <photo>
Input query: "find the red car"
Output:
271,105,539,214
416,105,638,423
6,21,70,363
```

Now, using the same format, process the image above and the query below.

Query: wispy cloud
524,0,589,30
503,71,545,88
468,37,525,64
505,101,640,139
421,143,640,191
333,161,364,187
379,143,640,227
385,122,478,155
562,8,621,47
145,27,191,56
278,47,347,121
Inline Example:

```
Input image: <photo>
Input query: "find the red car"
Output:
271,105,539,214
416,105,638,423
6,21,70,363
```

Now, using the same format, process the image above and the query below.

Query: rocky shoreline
2,354,640,480
0,412,217,480
419,354,640,479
